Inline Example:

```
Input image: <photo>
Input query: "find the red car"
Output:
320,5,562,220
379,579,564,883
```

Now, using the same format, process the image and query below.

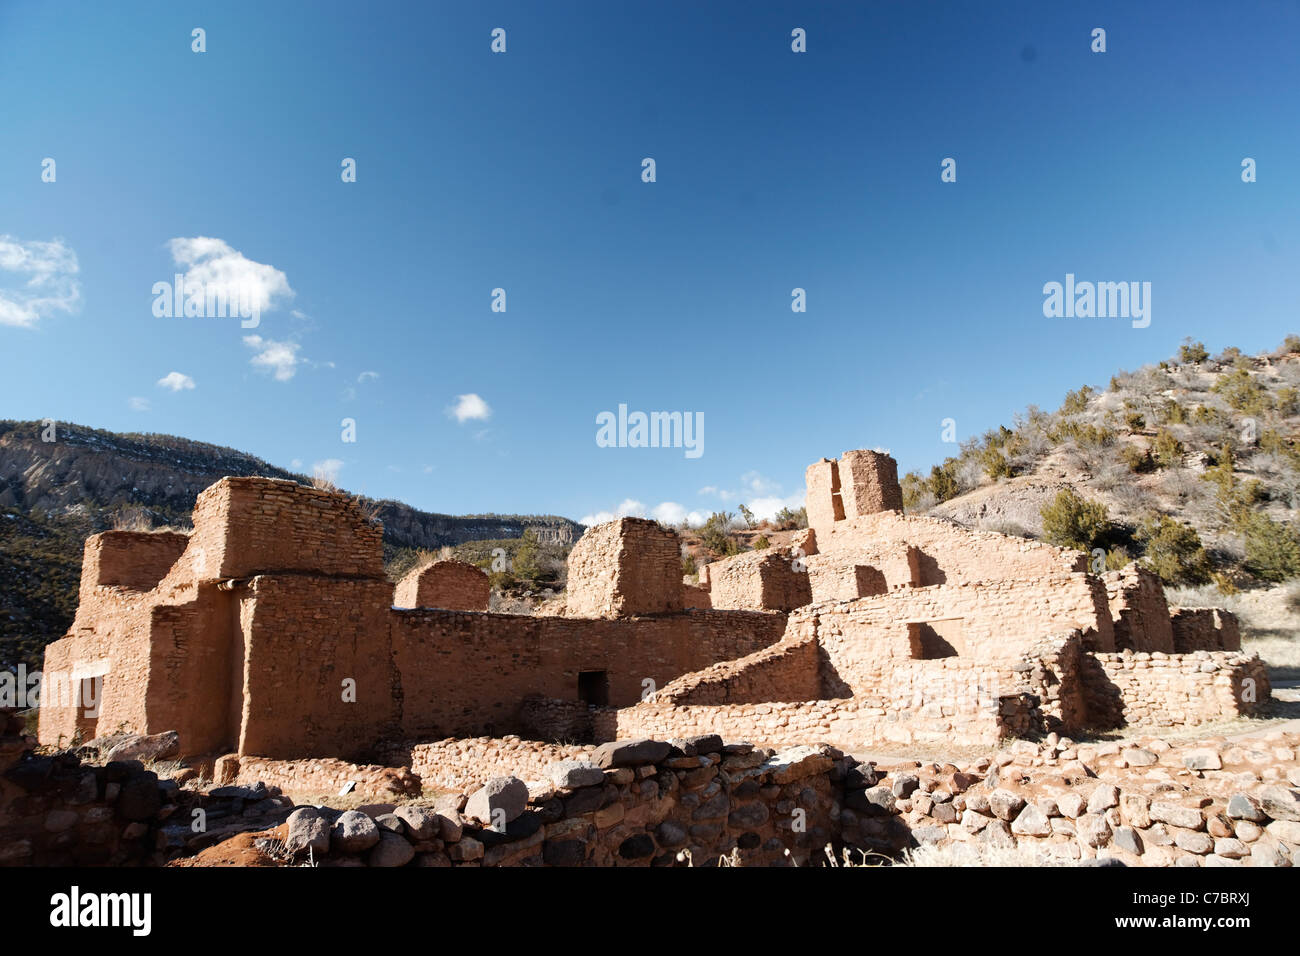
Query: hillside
902,336,1300,674
0,420,582,668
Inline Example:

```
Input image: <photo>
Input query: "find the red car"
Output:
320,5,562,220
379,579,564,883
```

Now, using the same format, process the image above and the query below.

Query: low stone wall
404,737,592,792
1082,650,1269,729
653,633,822,705
596,691,1020,751
285,737,841,867
1,712,296,866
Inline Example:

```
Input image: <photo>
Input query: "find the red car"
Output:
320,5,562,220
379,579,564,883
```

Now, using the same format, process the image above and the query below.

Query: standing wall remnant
393,559,490,611
564,517,683,618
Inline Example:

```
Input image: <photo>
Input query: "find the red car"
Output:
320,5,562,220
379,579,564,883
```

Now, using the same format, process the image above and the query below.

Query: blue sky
2,1,1297,524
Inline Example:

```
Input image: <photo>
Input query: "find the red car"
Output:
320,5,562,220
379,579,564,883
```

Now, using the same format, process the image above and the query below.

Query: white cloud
583,484,801,530
581,498,713,527
243,335,301,381
311,458,344,483
698,472,799,516
166,237,293,316
448,393,492,423
358,370,379,383
156,371,196,392
0,235,81,328
127,396,150,412
291,458,303,469
579,498,646,525
745,493,805,523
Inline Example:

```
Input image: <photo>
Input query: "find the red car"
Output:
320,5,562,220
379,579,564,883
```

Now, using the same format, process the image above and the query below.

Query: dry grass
896,841,1075,867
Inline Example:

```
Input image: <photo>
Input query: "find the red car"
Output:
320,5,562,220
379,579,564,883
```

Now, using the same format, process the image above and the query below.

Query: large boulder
464,776,530,826
285,807,330,857
589,739,672,768
550,761,605,790
367,831,415,868
106,731,181,764
331,810,381,854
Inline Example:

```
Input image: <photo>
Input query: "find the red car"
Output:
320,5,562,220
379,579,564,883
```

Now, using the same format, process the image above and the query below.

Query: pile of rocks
850,730,1299,866
1,717,295,866
281,736,840,867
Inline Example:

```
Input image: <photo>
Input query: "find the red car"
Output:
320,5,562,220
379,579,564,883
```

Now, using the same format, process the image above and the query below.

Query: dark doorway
578,670,609,706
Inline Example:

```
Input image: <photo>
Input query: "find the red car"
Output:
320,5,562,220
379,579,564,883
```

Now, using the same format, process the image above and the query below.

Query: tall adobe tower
804,449,902,539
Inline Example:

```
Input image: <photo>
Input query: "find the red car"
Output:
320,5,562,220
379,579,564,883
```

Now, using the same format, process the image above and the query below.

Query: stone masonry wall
393,559,490,611
706,549,812,612
651,633,823,706
178,476,386,583
805,576,1112,690
1082,650,1269,729
391,608,788,741
565,517,683,618
817,510,1090,588
838,449,903,517
80,530,189,594
1170,608,1242,652
1102,564,1175,652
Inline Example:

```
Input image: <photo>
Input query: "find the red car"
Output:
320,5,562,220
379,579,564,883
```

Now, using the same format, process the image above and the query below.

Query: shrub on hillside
1160,399,1189,425
1239,512,1300,582
1060,385,1095,416
979,444,1012,479
1040,488,1112,552
1212,367,1272,417
1178,338,1209,364
1152,429,1184,468
772,506,807,531
1120,444,1155,473
1137,515,1211,586
699,512,742,556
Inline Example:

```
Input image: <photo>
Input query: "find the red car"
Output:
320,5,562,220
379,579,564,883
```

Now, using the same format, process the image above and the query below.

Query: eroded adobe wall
599,688,1021,750
816,510,1090,586
181,477,385,582
393,559,490,610
1081,650,1269,728
391,609,787,740
601,632,1088,749
1169,608,1242,652
80,531,189,595
565,517,683,618
226,755,420,801
38,598,155,748
1102,565,1175,652
804,576,1113,696
651,633,823,706
681,584,711,609
805,458,844,538
706,549,811,612
838,449,903,517
804,543,919,603
236,575,399,760
145,584,237,755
